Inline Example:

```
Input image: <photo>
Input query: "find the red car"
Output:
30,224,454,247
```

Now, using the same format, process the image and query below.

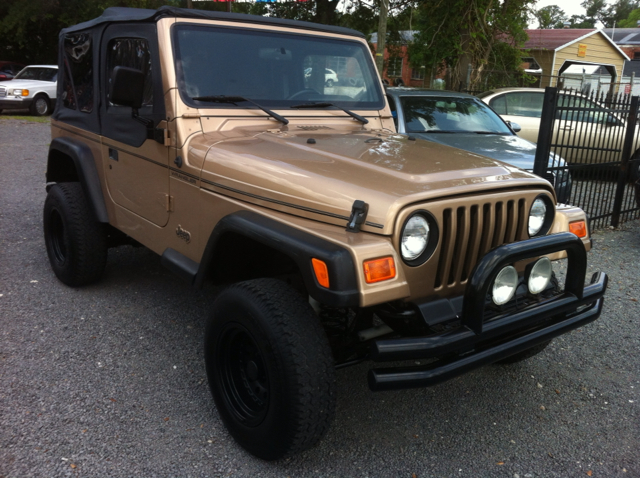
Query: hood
412,132,539,171
0,79,56,90
197,129,552,234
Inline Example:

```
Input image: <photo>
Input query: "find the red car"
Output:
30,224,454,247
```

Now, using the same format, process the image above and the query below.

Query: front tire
43,183,107,286
205,279,336,460
30,94,50,116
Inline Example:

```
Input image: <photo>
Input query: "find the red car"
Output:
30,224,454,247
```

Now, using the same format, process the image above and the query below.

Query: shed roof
523,29,629,61
602,28,640,45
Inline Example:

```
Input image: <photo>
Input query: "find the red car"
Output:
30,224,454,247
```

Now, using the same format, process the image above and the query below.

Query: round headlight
492,265,518,305
528,257,552,294
401,215,429,261
528,198,547,236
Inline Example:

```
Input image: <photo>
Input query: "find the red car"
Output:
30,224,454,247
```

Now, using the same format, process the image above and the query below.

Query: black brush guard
368,232,608,392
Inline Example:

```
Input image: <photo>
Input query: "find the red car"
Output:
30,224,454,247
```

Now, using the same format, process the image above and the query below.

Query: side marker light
311,258,330,288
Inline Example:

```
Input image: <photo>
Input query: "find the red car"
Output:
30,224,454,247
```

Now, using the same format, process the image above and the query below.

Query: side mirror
507,121,522,133
109,66,144,109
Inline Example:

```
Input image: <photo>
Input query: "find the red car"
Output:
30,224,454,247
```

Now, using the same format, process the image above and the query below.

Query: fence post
534,87,558,177
611,95,639,227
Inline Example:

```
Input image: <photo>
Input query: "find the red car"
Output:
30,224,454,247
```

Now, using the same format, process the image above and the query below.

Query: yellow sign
577,43,587,57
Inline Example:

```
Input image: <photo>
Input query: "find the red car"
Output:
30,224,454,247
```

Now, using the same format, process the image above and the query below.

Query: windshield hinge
346,200,369,233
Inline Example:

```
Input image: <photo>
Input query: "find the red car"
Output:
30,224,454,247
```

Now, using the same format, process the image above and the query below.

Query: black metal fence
533,87,640,230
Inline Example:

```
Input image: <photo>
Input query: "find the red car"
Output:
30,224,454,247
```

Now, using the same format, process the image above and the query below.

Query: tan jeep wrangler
44,6,608,460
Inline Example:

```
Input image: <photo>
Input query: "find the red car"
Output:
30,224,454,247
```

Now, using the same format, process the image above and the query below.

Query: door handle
109,148,119,161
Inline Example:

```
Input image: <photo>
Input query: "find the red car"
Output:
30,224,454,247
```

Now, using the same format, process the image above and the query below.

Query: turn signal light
363,257,396,284
569,220,587,238
311,258,330,288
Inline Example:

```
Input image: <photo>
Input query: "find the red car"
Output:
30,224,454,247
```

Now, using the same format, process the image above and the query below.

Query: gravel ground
1,118,638,478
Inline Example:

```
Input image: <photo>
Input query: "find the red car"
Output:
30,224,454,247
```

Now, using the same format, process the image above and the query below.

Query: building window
634,51,640,60
411,67,425,80
387,57,403,77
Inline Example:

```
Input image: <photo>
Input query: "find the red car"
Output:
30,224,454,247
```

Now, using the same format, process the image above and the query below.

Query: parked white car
0,65,58,116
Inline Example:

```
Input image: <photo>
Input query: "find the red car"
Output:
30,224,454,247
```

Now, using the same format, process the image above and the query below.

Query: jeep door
99,24,170,227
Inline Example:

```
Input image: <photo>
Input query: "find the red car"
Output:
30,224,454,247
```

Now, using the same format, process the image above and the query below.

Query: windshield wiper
473,131,507,135
413,130,455,134
192,95,289,125
290,102,368,125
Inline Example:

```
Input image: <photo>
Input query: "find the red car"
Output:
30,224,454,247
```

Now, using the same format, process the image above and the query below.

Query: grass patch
0,115,50,123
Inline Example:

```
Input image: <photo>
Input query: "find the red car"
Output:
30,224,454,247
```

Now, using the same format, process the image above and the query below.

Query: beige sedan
477,87,640,176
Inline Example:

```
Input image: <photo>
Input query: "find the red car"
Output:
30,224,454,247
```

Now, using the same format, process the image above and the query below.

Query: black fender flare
195,211,360,307
47,137,109,223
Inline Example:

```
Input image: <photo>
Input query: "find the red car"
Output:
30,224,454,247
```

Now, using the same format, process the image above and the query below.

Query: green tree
618,6,640,26
568,13,596,27
534,5,567,29
408,0,535,91
602,0,640,27
581,0,607,24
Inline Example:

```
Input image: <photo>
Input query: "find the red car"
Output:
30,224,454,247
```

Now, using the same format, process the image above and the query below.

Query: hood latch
346,200,369,233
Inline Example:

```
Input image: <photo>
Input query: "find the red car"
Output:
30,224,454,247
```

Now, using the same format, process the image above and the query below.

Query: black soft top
61,5,365,39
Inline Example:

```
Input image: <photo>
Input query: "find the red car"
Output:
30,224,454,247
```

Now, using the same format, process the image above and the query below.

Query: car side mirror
507,121,522,133
109,66,144,109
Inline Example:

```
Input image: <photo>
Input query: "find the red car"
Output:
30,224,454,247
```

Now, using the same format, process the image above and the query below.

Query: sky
530,0,589,27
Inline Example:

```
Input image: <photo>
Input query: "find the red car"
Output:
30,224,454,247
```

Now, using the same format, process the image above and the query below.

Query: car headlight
492,265,518,305
401,214,429,261
528,257,552,294
12,89,28,97
528,198,546,236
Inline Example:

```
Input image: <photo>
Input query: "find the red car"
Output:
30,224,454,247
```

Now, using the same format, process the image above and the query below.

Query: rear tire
43,183,107,286
205,278,336,460
495,340,551,364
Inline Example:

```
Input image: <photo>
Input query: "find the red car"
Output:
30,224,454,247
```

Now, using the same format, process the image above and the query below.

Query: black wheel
205,279,336,460
30,94,50,116
43,183,107,286
325,79,334,88
495,340,551,364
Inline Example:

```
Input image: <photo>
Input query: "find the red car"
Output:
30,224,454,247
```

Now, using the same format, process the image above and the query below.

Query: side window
505,93,543,118
489,95,507,115
62,33,93,113
107,38,153,107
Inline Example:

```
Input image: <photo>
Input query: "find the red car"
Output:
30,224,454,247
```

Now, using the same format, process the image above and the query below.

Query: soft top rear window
173,24,384,110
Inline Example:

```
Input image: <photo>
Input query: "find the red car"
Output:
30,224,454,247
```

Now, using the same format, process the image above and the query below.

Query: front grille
434,199,526,288
0,87,6,98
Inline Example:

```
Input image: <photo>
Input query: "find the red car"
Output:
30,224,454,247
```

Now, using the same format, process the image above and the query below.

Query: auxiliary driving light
492,265,518,305
528,257,552,294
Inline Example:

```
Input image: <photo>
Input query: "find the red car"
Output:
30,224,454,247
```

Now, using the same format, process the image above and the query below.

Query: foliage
533,5,567,29
619,6,640,26
407,0,535,91
580,0,640,27
0,0,178,64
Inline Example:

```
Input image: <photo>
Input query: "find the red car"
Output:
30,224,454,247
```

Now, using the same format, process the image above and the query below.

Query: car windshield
400,96,512,134
173,25,384,109
14,67,57,82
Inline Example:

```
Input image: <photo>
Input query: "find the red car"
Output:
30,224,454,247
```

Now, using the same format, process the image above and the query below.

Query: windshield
173,25,384,109
400,96,512,134
14,67,58,82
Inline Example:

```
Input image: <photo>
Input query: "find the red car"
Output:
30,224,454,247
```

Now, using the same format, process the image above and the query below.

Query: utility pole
375,0,389,75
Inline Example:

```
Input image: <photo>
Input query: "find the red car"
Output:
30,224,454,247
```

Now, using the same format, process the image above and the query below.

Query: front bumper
368,232,608,391
0,97,33,110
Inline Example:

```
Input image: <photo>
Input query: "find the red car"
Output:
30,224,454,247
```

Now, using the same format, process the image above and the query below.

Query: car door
99,24,170,227
488,91,543,143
